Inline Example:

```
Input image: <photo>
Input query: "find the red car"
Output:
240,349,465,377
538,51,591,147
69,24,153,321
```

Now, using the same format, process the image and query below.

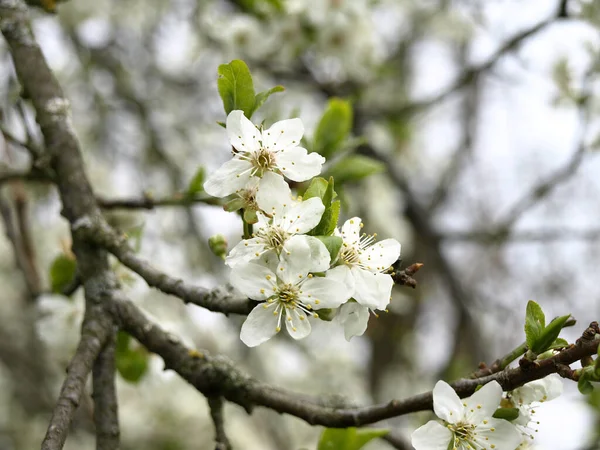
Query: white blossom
230,247,351,347
412,380,522,450
226,184,330,276
327,217,400,339
204,110,325,211
505,375,563,448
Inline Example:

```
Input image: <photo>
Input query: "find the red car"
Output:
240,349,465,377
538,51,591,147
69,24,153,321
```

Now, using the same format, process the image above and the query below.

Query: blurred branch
441,228,600,243
0,168,52,185
381,431,411,450
92,329,120,450
0,123,41,157
97,192,222,209
111,292,600,427
208,396,232,450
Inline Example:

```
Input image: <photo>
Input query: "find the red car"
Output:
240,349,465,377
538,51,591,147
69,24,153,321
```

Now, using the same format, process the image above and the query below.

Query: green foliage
578,367,595,395
217,60,256,118
187,167,206,195
317,427,388,450
314,235,343,262
217,60,284,119
492,407,520,421
307,177,340,237
115,331,149,384
251,85,285,117
49,254,77,295
326,155,385,184
314,98,353,158
524,301,571,355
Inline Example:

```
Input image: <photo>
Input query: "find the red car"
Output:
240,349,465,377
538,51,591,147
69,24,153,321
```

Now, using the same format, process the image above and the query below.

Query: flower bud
208,234,228,260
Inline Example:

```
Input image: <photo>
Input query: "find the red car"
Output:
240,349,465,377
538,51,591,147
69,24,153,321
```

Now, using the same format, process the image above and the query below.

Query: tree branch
92,328,120,450
110,291,600,428
208,396,232,450
97,193,222,210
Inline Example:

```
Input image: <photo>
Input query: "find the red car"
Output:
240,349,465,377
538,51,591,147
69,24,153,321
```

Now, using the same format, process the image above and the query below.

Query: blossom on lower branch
412,380,521,450
231,258,351,347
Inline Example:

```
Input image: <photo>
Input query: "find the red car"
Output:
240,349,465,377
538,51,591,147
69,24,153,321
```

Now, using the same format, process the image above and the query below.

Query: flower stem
243,217,253,239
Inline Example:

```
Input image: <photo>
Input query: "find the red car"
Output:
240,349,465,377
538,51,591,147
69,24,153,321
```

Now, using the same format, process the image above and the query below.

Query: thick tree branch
92,329,120,450
110,291,600,428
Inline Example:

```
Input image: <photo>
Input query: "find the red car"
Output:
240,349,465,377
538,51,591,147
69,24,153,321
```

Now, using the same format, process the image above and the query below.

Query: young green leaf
578,368,595,395
314,235,343,262
317,427,388,450
524,300,545,351
326,155,385,185
187,167,206,195
251,85,285,117
314,98,353,158
531,314,571,354
548,337,569,350
217,60,256,118
49,254,77,295
116,348,149,383
303,177,329,201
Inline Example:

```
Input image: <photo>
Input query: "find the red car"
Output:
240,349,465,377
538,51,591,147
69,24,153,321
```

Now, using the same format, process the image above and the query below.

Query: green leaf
315,236,343,262
326,155,385,185
217,60,256,117
492,407,520,421
532,314,571,354
524,301,545,351
314,98,353,158
116,348,149,383
303,177,329,201
49,254,77,294
308,178,340,236
250,85,285,117
116,331,131,353
578,369,594,395
317,427,388,450
187,167,206,195
547,337,569,350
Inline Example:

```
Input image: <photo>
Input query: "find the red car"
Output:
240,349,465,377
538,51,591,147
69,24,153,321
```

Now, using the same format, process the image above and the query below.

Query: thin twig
97,193,222,209
92,328,120,450
208,396,232,450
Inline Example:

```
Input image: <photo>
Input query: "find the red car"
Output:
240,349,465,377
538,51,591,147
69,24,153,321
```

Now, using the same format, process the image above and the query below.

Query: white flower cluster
412,375,562,450
204,111,401,346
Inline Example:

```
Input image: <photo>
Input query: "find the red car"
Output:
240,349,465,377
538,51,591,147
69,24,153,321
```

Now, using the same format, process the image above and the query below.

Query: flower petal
255,171,292,214
225,238,266,268
464,380,503,423
284,306,311,340
278,235,312,284
326,265,356,295
433,380,464,424
262,118,304,152
230,262,276,300
204,158,254,197
336,302,369,340
280,197,325,234
277,147,325,182
359,238,401,273
350,267,393,310
512,374,563,405
411,420,453,450
341,217,362,246
475,417,522,450
304,236,331,272
226,110,260,153
299,277,350,310
240,302,280,347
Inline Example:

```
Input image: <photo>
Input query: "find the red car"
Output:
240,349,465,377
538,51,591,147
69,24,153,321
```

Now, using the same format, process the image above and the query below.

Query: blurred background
0,0,599,449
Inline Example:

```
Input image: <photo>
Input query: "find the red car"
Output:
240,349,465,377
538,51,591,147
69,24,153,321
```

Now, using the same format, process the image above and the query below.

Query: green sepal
224,197,246,212
326,155,385,184
492,407,520,421
317,427,388,450
315,308,335,322
49,254,77,295
208,234,228,260
217,60,256,118
314,235,343,262
313,98,353,158
243,208,259,224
